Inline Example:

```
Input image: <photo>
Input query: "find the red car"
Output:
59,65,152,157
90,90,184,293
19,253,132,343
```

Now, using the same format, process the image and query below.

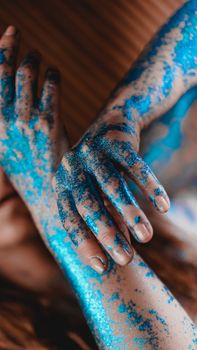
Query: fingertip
4,25,17,36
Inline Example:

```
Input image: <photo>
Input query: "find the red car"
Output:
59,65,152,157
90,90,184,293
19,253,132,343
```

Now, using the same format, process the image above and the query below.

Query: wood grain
0,0,185,143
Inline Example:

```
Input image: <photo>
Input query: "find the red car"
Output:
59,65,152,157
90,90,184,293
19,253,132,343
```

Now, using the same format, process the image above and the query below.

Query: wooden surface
0,0,185,144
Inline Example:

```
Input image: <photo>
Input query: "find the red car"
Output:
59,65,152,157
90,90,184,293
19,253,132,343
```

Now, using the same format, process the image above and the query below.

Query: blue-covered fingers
54,162,109,274
87,155,153,243
72,168,133,266
0,26,19,105
105,140,170,213
15,50,41,118
128,155,170,213
39,68,60,119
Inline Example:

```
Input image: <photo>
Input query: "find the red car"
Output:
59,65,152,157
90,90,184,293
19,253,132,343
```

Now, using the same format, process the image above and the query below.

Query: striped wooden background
0,0,185,144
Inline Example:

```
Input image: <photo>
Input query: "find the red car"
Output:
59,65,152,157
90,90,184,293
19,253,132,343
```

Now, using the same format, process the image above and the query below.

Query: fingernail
4,25,16,36
90,256,106,274
156,195,170,213
134,223,153,243
113,245,133,266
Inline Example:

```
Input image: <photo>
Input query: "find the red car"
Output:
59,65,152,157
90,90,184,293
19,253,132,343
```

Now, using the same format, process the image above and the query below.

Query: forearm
15,180,196,350
101,0,197,131
3,97,196,350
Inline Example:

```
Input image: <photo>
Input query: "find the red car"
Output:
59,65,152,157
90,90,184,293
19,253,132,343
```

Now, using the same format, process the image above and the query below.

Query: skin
0,42,93,350
0,8,197,349
54,0,197,274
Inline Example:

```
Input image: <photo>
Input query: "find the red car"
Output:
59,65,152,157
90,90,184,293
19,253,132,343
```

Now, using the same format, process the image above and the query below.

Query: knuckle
126,150,140,170
99,230,113,247
63,149,75,162
17,65,32,79
132,159,142,172
80,141,90,155
56,175,70,195
61,151,75,173
62,154,69,166
61,156,70,173
15,117,27,129
37,118,49,133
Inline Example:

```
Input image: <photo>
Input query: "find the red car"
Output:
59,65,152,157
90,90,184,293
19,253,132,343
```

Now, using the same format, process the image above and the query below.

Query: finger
39,68,60,119
15,50,41,118
105,142,170,213
102,194,131,244
128,155,170,213
54,164,108,274
57,192,108,274
70,160,133,266
88,156,153,243
0,26,19,104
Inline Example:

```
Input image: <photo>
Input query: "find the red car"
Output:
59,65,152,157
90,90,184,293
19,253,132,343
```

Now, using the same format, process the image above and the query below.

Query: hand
54,92,168,273
54,1,197,273
0,26,115,275
0,25,112,275
0,26,67,225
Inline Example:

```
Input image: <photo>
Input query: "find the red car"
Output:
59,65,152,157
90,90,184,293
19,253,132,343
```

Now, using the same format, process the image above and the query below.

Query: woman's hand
0,25,113,274
54,0,197,273
0,26,67,214
0,25,111,276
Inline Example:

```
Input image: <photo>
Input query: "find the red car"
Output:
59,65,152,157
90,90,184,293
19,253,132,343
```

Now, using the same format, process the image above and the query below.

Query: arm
0,24,196,349
55,0,197,273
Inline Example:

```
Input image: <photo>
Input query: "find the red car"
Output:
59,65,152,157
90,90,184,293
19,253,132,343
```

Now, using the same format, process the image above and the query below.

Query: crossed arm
54,0,197,274
0,1,197,349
